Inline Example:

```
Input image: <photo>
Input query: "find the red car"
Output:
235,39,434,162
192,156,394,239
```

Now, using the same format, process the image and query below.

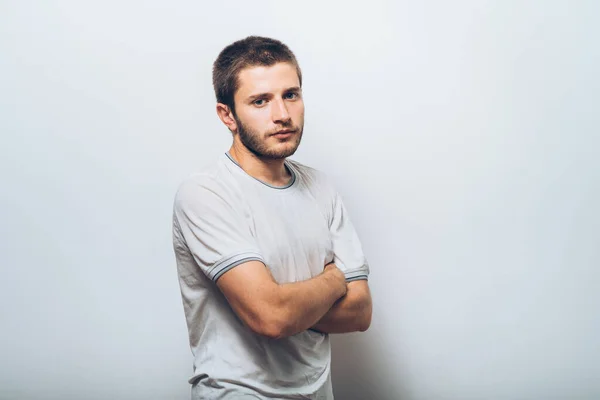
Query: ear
216,103,237,132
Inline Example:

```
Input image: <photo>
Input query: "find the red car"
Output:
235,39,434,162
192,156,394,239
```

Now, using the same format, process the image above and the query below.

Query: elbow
357,301,373,332
239,288,294,340
246,310,291,340
259,324,287,340
358,315,372,332
256,320,292,340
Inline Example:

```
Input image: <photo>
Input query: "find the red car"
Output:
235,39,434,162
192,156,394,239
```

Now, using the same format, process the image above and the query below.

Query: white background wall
1,1,598,399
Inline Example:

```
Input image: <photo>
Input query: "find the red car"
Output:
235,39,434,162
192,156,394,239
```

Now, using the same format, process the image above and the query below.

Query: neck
228,142,292,187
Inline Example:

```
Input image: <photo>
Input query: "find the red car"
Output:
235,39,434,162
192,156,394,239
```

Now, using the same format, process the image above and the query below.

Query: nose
271,98,291,124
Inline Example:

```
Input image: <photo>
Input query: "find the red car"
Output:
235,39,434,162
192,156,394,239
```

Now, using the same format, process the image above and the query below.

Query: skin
217,62,304,187
215,62,372,339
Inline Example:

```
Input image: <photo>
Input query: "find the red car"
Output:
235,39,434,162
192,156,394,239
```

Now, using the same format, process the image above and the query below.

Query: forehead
235,62,300,98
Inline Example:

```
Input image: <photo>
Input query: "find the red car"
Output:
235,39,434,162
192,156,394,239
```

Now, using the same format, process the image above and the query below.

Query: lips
271,129,296,137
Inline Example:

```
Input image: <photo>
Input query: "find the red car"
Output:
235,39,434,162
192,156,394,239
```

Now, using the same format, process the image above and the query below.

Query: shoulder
174,158,238,213
286,158,336,192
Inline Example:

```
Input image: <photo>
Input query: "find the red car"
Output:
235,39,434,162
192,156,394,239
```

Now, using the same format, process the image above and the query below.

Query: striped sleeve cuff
209,251,265,282
344,265,370,282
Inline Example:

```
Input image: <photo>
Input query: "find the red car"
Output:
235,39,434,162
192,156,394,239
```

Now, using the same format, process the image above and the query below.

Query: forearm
311,280,372,334
274,269,347,337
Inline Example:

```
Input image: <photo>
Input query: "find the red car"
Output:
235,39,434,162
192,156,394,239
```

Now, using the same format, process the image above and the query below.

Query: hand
324,263,347,297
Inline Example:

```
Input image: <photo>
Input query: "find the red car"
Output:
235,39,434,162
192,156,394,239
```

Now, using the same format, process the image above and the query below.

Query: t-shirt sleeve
329,190,370,282
173,177,265,282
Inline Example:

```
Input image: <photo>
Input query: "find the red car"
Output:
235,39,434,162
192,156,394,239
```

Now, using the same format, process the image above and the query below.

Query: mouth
271,129,296,138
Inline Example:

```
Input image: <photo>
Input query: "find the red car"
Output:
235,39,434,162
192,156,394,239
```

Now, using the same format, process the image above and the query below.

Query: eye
284,92,299,100
253,99,266,106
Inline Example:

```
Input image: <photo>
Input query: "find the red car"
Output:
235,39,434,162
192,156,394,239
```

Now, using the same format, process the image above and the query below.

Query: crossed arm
216,261,372,339
310,278,372,334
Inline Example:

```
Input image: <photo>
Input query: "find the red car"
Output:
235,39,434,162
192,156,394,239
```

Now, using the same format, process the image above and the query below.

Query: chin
280,143,300,157
264,145,299,160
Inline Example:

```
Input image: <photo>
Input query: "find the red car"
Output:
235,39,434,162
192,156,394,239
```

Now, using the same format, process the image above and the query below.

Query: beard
234,114,303,160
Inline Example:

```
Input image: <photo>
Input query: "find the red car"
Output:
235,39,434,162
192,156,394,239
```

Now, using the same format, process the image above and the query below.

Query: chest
243,190,334,283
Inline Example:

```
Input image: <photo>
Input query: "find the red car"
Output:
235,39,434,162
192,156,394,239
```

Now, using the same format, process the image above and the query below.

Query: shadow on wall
330,331,406,400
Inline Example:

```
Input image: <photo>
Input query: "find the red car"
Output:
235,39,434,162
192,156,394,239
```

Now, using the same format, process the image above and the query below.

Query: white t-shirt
172,152,370,399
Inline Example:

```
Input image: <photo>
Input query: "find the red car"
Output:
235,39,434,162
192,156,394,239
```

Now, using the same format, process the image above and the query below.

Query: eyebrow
246,86,301,101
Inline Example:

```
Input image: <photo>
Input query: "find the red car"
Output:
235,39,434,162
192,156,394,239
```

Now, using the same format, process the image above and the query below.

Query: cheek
292,103,305,120
240,109,270,130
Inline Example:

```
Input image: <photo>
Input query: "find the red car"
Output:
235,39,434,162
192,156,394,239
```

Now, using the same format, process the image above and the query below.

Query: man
172,36,372,399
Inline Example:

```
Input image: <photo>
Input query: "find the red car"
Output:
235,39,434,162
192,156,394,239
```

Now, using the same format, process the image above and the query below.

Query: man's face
232,62,304,160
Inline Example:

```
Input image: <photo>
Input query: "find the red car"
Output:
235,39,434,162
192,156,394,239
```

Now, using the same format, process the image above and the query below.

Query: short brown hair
212,36,302,113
